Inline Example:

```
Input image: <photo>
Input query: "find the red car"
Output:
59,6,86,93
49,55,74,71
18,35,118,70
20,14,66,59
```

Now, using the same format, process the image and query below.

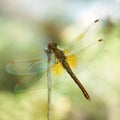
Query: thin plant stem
45,49,52,120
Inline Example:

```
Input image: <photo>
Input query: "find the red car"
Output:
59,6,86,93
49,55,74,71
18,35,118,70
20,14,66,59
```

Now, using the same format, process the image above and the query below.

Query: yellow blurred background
0,0,120,120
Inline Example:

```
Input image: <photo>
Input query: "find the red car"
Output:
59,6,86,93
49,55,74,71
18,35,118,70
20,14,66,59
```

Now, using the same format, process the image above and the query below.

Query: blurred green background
0,0,120,120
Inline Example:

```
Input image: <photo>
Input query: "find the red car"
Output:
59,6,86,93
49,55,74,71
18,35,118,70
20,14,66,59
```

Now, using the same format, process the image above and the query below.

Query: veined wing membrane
14,73,47,92
64,39,104,73
6,58,47,75
62,19,103,73
6,58,48,92
5,56,60,92
72,19,99,42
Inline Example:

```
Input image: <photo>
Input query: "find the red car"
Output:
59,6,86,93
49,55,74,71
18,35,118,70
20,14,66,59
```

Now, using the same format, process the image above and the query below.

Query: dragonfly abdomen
62,61,90,100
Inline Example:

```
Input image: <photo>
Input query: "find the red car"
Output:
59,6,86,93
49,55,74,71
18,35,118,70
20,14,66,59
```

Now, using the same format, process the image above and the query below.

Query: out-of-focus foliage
0,0,120,120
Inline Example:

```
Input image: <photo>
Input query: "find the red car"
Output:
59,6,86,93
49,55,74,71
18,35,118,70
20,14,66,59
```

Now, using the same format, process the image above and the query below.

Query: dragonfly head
48,42,57,51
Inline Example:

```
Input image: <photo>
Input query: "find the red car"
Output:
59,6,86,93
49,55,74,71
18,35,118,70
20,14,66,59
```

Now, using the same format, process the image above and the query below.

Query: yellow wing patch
74,19,99,41
66,54,78,68
64,49,78,69
52,49,78,76
52,61,64,76
64,49,70,55
75,31,86,41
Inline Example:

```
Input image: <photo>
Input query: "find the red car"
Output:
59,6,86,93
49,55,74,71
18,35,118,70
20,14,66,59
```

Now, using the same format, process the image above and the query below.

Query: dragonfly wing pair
6,58,47,92
6,19,104,96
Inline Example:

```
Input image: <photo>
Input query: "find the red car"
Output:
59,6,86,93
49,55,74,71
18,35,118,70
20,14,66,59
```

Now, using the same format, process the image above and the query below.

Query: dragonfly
6,19,103,101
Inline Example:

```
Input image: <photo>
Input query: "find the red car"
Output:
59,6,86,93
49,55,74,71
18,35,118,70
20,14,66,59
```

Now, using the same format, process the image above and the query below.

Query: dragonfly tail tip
84,92,91,101
86,96,91,101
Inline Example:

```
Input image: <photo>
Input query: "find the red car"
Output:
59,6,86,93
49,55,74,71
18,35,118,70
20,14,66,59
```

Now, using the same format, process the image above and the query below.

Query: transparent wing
5,58,48,92
65,39,104,73
12,58,67,92
62,19,104,73
5,55,64,92
72,19,99,42
63,19,100,49
6,58,47,75
14,73,47,92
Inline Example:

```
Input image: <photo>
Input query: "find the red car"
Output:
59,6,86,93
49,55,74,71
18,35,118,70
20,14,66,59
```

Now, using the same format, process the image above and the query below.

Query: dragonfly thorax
47,42,66,62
